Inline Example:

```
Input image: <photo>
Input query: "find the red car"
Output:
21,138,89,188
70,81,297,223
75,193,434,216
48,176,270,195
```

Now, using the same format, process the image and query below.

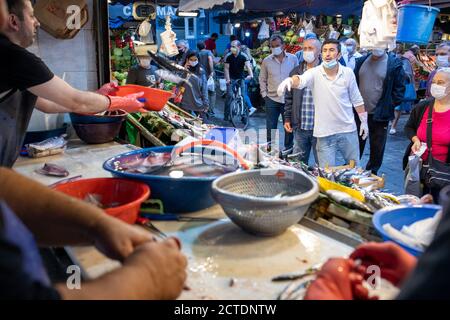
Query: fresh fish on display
272,266,319,282
326,190,374,213
35,163,69,177
83,194,121,210
26,135,67,158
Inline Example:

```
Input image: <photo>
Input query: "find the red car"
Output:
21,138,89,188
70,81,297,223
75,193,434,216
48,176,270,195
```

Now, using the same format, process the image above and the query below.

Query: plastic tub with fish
103,140,250,213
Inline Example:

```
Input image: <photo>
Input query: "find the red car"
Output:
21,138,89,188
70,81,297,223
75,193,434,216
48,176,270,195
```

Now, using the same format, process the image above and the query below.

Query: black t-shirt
225,52,249,80
0,34,54,167
0,34,54,95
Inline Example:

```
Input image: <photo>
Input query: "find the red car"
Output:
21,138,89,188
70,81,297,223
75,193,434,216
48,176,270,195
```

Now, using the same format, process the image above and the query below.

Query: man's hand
124,239,188,300
97,82,119,96
305,258,370,300
107,92,146,113
284,122,293,133
277,78,293,97
92,215,156,262
350,242,417,286
358,112,369,140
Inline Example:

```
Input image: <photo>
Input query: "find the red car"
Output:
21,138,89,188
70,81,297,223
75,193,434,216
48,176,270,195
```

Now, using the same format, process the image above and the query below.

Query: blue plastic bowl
103,147,220,213
373,205,442,257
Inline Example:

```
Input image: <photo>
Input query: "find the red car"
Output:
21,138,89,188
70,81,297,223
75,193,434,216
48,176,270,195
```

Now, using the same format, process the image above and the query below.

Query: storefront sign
157,6,178,18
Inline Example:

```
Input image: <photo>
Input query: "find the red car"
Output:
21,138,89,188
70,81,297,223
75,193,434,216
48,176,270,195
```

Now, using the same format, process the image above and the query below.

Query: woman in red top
404,68,450,200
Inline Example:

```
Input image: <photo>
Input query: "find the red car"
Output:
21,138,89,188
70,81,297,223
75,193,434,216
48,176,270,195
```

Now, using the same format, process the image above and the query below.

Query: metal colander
212,167,319,236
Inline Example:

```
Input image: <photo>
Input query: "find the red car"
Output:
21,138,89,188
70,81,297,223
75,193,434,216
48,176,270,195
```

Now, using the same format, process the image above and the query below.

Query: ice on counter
383,211,442,251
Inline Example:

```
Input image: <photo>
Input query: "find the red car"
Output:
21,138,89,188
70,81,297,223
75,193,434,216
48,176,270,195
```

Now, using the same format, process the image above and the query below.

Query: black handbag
424,105,450,189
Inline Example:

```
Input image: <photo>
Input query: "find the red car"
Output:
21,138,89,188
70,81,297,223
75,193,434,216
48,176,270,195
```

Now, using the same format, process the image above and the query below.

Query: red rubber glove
350,242,417,287
97,82,119,95
304,258,370,300
107,92,146,113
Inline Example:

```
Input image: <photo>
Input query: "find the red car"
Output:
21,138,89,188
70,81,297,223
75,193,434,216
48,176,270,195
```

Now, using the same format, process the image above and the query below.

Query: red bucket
53,178,150,224
115,85,172,111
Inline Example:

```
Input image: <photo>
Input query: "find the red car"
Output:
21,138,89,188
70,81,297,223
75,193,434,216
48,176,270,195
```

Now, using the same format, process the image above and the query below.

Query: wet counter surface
14,141,354,300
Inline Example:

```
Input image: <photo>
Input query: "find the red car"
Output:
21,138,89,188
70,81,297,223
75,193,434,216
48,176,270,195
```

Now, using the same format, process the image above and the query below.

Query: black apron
0,89,37,167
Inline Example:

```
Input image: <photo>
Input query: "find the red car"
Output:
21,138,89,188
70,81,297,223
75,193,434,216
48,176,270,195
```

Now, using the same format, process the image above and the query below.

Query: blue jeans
316,131,360,167
265,97,293,150
244,79,254,109
225,79,246,119
293,129,317,165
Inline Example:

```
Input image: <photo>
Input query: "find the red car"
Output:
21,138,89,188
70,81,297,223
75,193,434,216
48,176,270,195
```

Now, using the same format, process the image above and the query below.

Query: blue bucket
397,4,440,45
103,147,220,213
372,205,442,257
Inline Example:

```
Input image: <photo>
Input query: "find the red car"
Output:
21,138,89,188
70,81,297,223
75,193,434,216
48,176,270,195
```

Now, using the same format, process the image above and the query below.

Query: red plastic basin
115,84,172,111
53,178,150,224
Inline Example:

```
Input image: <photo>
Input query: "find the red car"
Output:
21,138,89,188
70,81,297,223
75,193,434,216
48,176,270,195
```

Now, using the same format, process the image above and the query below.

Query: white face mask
436,55,449,68
189,60,199,67
430,84,448,100
303,51,316,63
230,47,238,54
272,46,283,56
322,59,338,69
372,48,385,57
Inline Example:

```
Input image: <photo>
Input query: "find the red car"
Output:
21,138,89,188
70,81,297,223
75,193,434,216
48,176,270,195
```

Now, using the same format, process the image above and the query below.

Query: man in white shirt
260,35,299,151
277,39,369,167
344,38,362,70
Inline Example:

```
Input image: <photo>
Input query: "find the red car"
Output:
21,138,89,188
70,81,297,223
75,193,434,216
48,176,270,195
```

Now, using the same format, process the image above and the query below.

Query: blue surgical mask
322,59,338,69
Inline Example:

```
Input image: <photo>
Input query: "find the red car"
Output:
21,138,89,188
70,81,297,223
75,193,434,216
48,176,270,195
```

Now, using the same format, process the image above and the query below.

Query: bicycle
229,79,249,130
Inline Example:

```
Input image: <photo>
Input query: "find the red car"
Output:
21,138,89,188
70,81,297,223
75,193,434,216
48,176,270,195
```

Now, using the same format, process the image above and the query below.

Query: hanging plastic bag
258,20,270,40
207,76,215,92
404,155,422,197
219,79,227,92
224,20,234,36
160,16,178,57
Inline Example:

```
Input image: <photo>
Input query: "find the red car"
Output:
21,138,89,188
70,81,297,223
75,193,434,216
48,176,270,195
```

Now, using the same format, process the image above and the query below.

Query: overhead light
177,10,199,17
234,23,241,28
336,14,342,18
245,31,251,37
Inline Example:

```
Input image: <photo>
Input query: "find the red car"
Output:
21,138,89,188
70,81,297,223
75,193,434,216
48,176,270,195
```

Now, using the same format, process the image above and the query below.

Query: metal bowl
212,168,319,236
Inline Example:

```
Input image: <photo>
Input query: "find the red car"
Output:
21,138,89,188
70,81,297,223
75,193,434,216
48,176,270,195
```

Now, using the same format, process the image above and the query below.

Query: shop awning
179,0,364,16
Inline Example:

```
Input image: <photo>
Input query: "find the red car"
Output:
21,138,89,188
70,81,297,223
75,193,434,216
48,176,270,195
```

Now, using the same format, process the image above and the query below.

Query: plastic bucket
54,178,150,224
396,4,440,45
372,205,442,257
114,85,172,111
103,147,219,213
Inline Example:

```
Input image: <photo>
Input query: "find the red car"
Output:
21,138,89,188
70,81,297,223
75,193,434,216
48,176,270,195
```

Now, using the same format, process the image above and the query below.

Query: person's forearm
0,168,108,246
224,67,230,82
55,264,158,300
355,105,366,114
28,76,110,115
412,136,420,143
71,90,110,114
36,97,72,113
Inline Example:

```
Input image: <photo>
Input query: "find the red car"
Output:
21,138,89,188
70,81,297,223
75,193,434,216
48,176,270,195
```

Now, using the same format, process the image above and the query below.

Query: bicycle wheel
230,97,249,130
